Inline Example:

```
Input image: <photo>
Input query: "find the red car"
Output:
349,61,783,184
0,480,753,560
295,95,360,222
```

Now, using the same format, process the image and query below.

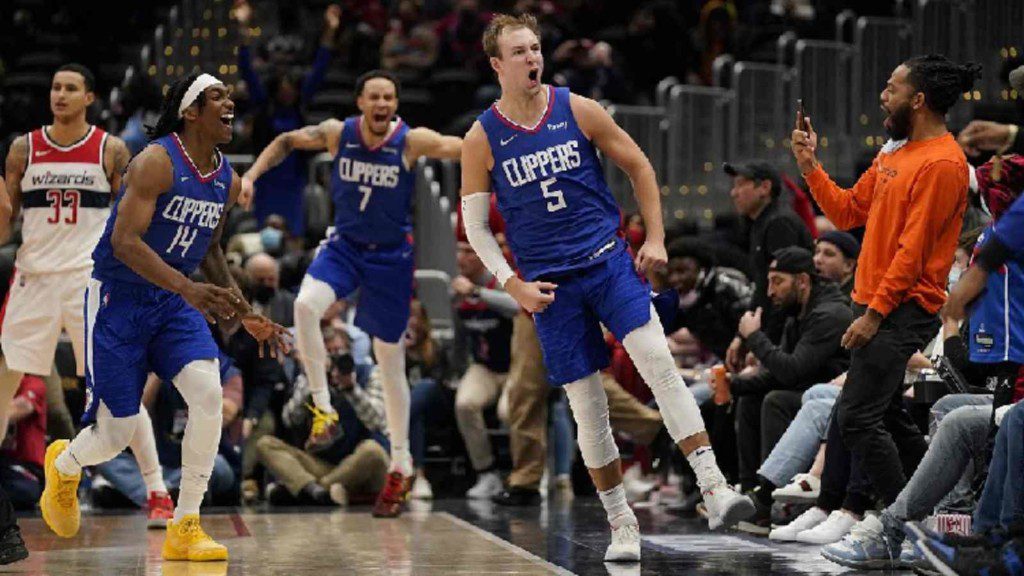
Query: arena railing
851,17,914,153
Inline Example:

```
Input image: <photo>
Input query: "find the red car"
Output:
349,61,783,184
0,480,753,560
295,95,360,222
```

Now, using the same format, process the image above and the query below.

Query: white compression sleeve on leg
129,407,168,495
373,338,412,475
563,372,620,469
56,402,140,476
294,275,337,411
462,193,514,286
172,359,222,520
622,305,706,443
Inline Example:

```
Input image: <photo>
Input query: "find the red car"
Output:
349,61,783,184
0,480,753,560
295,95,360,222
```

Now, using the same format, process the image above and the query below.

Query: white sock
374,338,411,474
686,445,728,493
55,448,82,477
598,484,637,528
174,489,203,522
130,408,168,495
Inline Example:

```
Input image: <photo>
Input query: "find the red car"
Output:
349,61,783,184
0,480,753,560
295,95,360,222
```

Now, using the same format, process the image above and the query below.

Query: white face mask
948,265,963,290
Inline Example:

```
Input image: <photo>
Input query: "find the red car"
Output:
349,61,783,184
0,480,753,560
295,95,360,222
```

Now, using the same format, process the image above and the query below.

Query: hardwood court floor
4,499,916,575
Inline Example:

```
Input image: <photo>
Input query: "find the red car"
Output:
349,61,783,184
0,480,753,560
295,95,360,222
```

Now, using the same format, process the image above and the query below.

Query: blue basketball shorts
305,233,415,344
532,246,652,386
82,277,219,423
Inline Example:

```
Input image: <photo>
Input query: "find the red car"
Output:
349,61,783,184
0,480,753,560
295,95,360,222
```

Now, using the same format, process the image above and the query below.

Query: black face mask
252,285,276,304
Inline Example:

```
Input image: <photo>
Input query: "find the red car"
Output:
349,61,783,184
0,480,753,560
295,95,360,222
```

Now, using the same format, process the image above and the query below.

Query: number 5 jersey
18,125,112,274
92,133,231,285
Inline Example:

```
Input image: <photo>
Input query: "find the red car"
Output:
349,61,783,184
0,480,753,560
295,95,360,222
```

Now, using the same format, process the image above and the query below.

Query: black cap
817,230,860,260
724,160,782,198
770,246,815,275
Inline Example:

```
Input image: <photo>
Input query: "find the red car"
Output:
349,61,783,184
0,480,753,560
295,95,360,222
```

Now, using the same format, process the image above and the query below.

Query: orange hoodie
804,133,968,317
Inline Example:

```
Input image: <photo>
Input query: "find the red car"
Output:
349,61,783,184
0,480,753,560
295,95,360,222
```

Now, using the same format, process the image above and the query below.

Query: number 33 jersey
18,125,111,274
479,86,621,281
92,133,231,285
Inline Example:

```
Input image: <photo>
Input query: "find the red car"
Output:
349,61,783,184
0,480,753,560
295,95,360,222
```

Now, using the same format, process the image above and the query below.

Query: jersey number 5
540,178,567,212
46,189,80,224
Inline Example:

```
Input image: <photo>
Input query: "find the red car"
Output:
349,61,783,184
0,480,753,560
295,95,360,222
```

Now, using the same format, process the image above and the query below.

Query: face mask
948,266,963,290
260,227,283,253
252,284,275,304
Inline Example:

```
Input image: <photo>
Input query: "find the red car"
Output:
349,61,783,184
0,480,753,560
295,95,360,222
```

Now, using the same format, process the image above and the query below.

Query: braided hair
903,55,983,115
146,72,206,141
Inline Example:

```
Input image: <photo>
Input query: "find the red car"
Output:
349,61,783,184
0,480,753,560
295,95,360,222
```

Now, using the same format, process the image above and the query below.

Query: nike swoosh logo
346,143,361,149
402,250,413,259
34,150,51,157
180,176,189,182
500,136,516,146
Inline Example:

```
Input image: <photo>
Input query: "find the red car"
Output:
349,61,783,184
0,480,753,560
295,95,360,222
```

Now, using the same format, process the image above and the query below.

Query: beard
885,102,912,140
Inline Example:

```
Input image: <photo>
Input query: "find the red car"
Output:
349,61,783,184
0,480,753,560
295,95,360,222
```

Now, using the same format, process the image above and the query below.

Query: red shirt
1,376,47,469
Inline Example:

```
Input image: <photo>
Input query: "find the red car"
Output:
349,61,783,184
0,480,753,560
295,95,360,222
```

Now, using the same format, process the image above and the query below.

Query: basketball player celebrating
461,14,753,561
241,70,462,518
1,63,176,527
39,72,289,562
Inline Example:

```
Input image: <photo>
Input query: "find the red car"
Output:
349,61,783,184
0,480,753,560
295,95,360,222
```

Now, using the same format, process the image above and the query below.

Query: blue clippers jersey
479,86,621,281
969,226,1024,364
92,133,231,285
331,116,416,246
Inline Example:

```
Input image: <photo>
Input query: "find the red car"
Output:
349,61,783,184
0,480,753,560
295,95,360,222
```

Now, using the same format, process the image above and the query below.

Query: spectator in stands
259,325,388,506
792,54,979,556
451,238,516,499
723,160,814,367
551,39,630,103
407,300,455,500
93,355,242,508
381,0,439,73
245,253,295,327
814,231,860,303
655,236,753,361
725,247,853,529
0,376,45,510
958,64,1024,157
435,0,493,77
236,1,340,237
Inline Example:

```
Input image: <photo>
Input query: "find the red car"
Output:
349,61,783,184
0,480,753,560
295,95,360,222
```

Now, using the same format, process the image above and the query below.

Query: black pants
0,484,15,534
835,303,938,506
736,390,804,491
817,401,874,514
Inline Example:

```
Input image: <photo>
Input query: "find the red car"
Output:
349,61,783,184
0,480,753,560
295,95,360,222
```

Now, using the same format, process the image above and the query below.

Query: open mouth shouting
527,68,540,88
220,113,234,129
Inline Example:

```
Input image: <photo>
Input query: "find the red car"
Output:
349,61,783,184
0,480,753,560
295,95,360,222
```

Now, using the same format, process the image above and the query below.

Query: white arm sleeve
462,192,515,286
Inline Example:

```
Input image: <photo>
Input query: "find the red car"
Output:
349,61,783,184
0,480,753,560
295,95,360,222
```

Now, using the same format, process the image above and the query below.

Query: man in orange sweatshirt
791,55,980,524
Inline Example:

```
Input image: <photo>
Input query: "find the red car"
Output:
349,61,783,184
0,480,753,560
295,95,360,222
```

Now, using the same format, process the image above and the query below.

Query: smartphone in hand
797,99,810,132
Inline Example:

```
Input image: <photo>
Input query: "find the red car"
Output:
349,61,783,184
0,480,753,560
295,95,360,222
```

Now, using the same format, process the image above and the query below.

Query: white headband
178,73,223,118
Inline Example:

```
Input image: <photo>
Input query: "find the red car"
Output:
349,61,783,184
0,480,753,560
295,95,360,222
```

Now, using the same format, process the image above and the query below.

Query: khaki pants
455,363,509,471
256,435,389,497
506,312,664,489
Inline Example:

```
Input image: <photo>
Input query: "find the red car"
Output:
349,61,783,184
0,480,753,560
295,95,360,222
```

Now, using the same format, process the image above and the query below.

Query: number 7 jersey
18,125,111,274
92,133,231,285
479,86,622,281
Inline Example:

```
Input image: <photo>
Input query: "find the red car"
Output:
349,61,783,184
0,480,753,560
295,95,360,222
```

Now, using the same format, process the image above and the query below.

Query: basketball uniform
304,116,416,343
0,126,111,377
478,86,650,385
968,226,1024,365
84,133,230,421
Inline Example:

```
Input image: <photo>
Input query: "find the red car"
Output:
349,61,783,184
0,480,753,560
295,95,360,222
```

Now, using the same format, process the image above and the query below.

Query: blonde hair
482,13,540,59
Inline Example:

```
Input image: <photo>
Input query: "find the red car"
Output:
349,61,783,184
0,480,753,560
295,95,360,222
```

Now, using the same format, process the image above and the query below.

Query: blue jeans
757,383,840,487
0,462,42,510
549,392,574,477
929,393,993,436
974,401,1024,532
690,382,712,407
409,378,455,466
94,451,236,507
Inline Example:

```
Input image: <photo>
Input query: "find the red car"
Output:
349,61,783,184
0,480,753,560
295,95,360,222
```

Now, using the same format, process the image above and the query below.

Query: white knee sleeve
61,403,141,474
564,372,619,469
295,276,336,399
623,306,705,443
173,359,223,475
374,338,410,461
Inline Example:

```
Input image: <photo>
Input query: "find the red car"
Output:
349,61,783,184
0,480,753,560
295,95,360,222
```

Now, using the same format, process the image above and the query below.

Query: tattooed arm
103,134,133,196
239,119,343,206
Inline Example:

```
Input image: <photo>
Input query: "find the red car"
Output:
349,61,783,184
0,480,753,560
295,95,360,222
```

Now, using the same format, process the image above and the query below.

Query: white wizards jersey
18,125,112,274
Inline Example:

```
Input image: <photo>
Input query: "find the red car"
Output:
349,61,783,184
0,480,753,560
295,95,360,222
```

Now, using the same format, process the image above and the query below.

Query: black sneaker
300,482,333,506
736,489,771,536
491,487,541,507
0,526,28,565
906,522,1024,576
265,482,296,506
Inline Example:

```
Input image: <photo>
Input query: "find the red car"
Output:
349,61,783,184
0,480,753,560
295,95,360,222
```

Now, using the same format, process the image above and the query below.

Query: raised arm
570,93,665,273
793,114,876,229
240,118,343,206
111,145,237,321
3,135,28,220
404,126,462,166
103,134,132,195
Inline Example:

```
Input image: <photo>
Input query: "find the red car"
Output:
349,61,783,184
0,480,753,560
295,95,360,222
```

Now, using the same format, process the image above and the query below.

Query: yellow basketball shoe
39,439,81,538
162,515,229,561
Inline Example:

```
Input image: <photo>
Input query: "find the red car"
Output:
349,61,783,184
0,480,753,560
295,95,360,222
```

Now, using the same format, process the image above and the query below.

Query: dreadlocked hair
146,72,207,141
904,55,982,115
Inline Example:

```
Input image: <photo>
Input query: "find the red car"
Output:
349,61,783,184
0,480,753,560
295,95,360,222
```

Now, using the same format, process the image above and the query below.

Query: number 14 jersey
92,133,230,285
18,125,111,274
479,86,621,281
